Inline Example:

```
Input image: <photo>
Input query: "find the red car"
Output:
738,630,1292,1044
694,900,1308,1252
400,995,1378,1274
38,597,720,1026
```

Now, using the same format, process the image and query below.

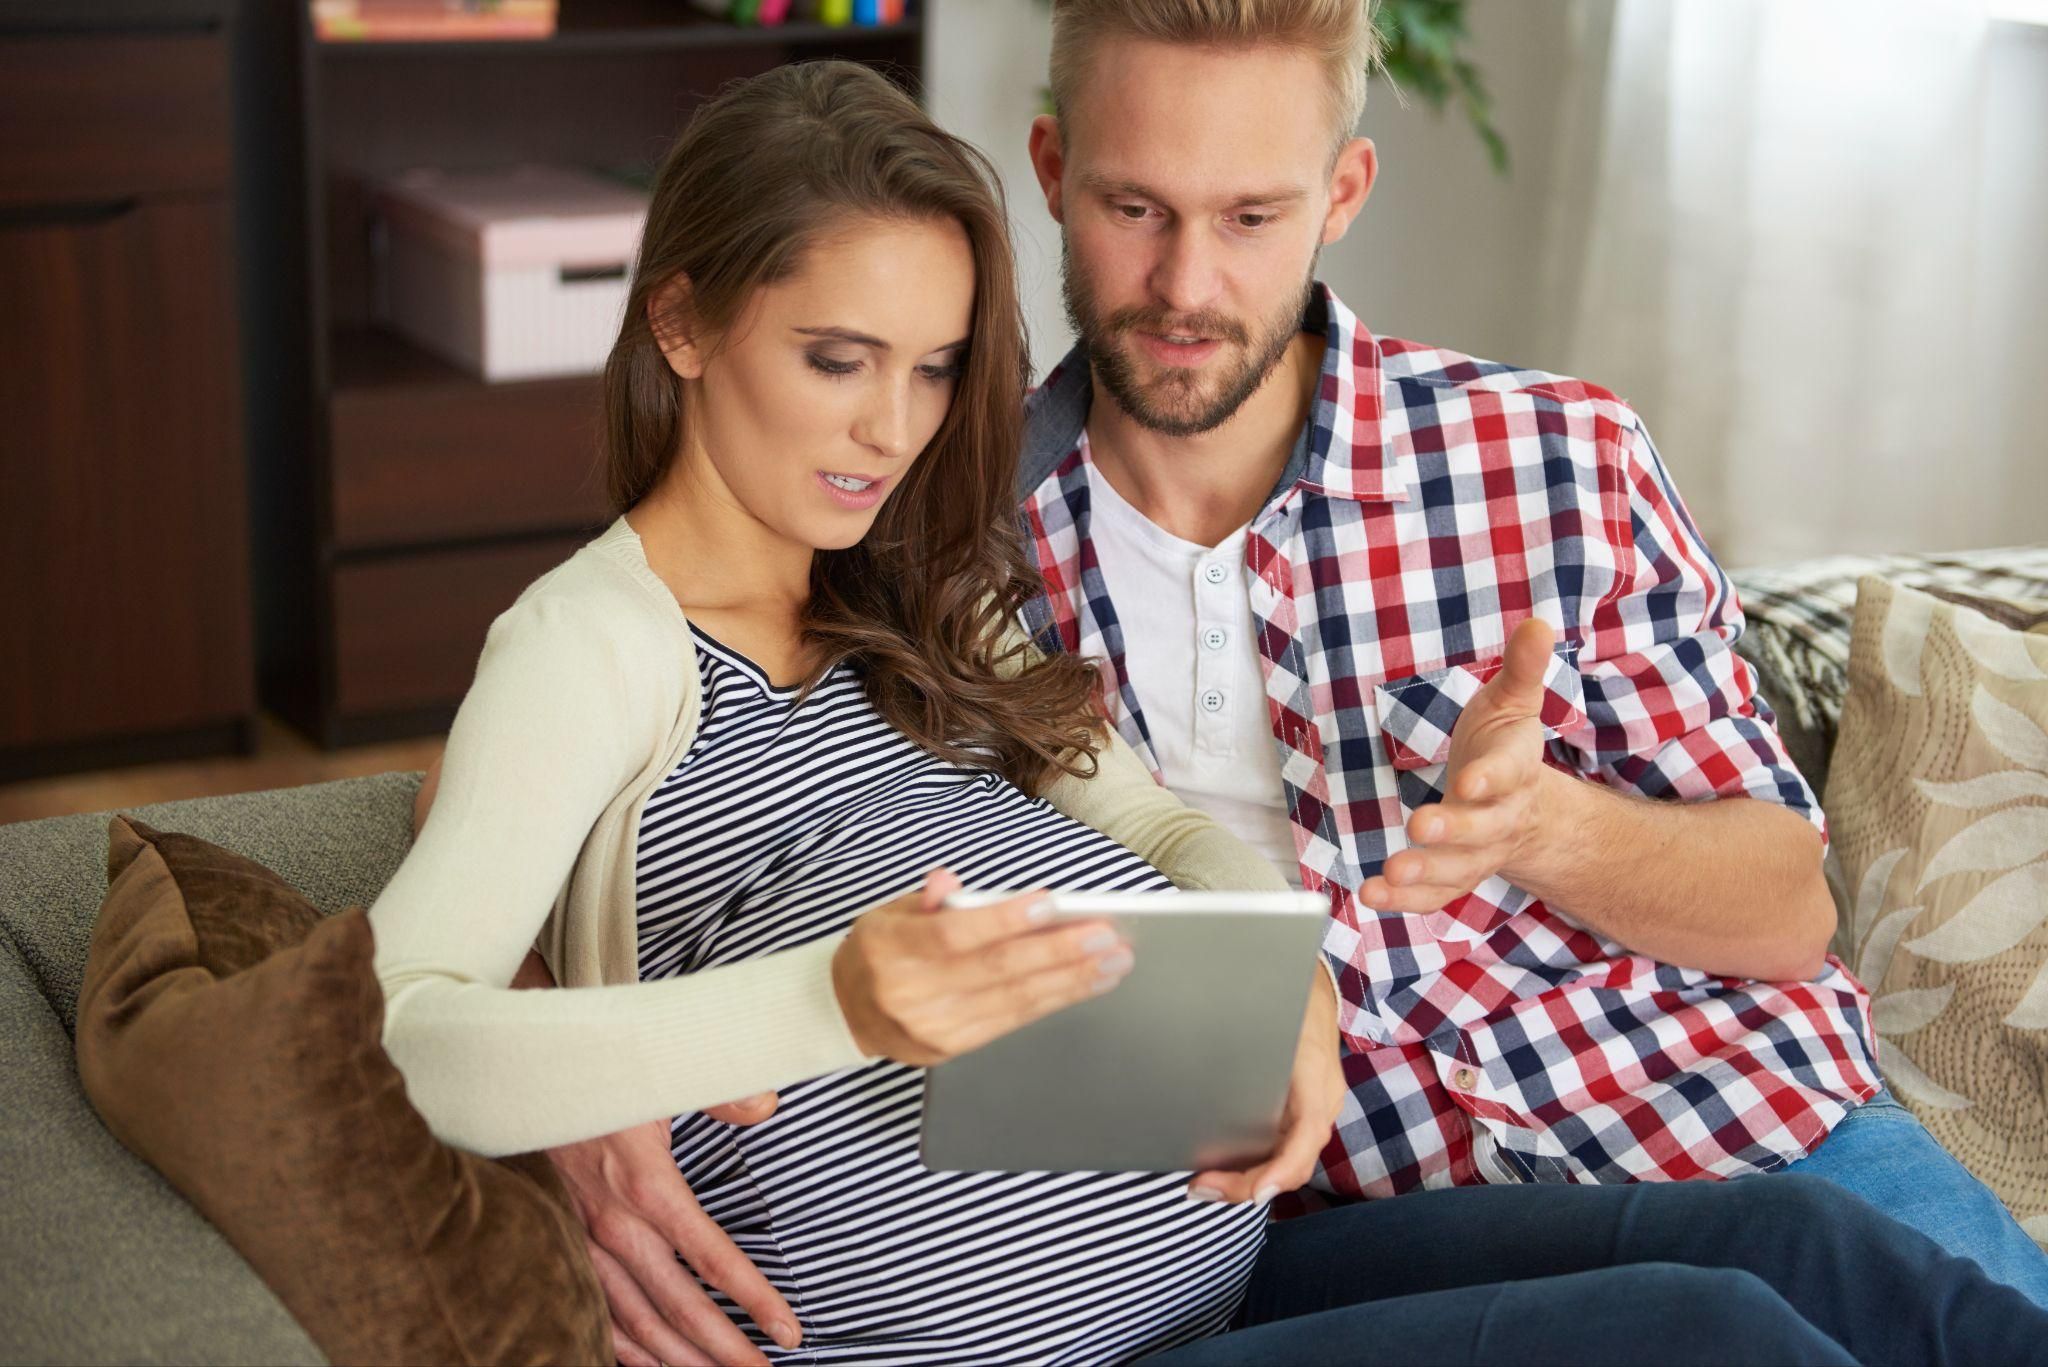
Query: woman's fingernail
1026,899,1055,923
1253,1183,1280,1205
1096,948,1134,976
770,1319,802,1349
1189,1186,1225,1203
1080,928,1118,953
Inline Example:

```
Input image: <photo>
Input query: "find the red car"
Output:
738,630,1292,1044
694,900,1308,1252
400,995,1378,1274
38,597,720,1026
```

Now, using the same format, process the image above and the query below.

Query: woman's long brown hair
603,60,1106,793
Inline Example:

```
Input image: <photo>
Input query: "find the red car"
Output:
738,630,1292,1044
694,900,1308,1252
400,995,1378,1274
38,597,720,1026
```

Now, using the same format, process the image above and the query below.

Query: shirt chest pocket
1372,641,1589,808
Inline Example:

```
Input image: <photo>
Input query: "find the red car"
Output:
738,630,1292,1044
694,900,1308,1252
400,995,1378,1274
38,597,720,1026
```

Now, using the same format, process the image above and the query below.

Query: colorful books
684,0,908,28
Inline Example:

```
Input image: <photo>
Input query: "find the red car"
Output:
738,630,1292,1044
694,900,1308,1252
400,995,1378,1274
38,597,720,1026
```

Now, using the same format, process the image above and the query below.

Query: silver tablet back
921,893,1329,1173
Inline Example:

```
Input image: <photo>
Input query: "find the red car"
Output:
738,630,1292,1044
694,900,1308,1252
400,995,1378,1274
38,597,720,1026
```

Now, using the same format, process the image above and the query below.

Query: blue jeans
1141,1175,2048,1366
1774,1088,2048,1307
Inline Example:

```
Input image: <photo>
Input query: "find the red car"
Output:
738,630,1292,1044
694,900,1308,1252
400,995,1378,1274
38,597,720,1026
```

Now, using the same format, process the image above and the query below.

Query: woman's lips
817,470,889,510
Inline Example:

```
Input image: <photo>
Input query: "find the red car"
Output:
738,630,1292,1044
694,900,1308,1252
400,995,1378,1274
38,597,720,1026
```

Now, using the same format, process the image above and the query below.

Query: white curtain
1541,1,2048,567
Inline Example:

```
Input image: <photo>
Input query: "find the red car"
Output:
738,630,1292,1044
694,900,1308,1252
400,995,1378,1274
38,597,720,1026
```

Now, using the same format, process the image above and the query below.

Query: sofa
3,551,2044,1365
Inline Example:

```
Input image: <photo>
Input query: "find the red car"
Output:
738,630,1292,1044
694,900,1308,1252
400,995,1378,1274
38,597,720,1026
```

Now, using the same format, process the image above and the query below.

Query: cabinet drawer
330,537,586,717
0,196,249,750
329,367,613,549
0,34,230,206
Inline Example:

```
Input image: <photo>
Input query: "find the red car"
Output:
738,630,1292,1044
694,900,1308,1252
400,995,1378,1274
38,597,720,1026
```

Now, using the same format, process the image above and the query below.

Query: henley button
1202,562,1229,585
1199,689,1226,713
1202,627,1228,651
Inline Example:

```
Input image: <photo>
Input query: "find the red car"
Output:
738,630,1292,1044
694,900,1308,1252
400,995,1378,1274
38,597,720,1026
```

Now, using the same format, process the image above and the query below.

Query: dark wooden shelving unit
0,0,258,782
238,2,924,745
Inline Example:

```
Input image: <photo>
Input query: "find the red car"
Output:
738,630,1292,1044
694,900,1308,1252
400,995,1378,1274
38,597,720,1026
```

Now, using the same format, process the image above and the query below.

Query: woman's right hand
831,869,1132,1066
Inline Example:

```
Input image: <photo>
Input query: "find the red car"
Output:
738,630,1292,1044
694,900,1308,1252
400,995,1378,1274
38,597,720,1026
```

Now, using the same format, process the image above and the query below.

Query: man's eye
1235,213,1273,230
1115,203,1150,220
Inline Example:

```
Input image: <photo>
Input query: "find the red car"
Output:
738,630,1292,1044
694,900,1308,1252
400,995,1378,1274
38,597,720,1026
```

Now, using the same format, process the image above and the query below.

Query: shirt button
1202,562,1229,585
1199,689,1226,713
1201,627,1228,651
1452,1067,1478,1092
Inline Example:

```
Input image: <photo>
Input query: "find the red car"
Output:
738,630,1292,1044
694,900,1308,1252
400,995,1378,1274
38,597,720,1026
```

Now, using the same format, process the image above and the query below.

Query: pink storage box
373,164,649,382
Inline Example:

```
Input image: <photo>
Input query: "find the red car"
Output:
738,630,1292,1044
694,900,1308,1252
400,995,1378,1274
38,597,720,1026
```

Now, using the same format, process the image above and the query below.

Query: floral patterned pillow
1827,576,2048,1248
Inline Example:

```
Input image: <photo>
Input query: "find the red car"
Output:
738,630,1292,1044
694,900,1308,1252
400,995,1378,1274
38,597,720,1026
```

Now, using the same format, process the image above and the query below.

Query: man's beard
1062,238,1315,438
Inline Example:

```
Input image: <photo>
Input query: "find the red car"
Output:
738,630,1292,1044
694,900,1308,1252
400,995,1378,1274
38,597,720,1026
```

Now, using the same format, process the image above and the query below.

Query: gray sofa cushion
0,771,422,1366
0,771,421,1034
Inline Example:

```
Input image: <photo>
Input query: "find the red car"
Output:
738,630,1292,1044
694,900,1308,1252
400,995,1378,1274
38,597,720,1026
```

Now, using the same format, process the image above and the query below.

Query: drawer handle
0,197,140,230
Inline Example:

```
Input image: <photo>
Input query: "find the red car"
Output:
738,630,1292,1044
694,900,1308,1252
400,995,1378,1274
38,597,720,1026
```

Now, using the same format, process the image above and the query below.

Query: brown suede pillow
74,817,611,1366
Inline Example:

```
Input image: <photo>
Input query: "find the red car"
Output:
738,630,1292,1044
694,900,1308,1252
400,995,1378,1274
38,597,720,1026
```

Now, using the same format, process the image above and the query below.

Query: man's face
1046,38,1350,437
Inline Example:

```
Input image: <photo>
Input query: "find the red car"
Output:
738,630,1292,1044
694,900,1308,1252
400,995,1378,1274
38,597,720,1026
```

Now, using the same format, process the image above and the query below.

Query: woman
372,60,2045,1366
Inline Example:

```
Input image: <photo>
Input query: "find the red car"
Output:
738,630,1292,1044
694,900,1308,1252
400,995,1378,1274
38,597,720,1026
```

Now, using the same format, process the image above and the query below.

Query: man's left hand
1187,965,1343,1205
1362,617,1557,915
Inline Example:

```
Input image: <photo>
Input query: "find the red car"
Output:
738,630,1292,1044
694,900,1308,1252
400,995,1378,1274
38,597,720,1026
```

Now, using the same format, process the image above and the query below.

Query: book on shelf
312,0,557,42
690,0,907,25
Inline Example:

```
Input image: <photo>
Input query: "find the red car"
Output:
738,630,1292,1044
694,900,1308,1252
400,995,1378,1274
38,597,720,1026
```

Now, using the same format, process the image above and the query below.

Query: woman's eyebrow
794,326,971,353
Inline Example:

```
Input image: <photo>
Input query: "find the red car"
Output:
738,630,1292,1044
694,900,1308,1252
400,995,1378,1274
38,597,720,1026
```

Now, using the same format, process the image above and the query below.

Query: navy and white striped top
635,628,1267,1365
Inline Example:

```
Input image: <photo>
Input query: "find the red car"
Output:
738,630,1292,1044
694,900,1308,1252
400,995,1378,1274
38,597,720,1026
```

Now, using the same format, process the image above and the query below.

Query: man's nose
1148,223,1223,318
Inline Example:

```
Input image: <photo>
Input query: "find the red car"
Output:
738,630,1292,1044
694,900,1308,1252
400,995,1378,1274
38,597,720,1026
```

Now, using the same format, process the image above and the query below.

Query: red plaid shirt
1017,284,1881,1194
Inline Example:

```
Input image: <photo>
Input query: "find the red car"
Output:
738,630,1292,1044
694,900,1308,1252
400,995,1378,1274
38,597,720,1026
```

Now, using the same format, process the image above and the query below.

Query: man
451,3,2046,1361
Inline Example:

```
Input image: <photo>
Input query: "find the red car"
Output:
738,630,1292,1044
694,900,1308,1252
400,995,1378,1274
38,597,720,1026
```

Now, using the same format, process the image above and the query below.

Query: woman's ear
648,274,707,379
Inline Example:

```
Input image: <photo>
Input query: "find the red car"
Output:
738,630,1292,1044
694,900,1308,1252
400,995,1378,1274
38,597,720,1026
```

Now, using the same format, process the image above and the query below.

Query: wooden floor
0,716,444,825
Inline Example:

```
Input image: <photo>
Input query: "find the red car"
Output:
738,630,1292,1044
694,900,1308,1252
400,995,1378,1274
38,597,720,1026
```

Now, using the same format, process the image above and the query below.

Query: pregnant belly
676,1060,1267,1365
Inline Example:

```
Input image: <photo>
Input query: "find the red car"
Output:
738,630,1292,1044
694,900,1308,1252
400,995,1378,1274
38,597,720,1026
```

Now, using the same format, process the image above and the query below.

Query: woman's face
662,214,977,553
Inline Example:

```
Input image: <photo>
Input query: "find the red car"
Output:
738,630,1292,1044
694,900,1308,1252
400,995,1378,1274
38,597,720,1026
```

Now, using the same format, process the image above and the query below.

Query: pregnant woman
372,60,2047,1366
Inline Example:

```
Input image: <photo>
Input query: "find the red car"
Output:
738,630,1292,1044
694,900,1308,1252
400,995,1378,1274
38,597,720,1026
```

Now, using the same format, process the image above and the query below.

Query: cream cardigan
368,517,1289,1157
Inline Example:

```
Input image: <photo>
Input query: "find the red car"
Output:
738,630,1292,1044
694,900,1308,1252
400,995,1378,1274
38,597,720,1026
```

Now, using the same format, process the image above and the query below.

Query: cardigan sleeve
368,590,870,1157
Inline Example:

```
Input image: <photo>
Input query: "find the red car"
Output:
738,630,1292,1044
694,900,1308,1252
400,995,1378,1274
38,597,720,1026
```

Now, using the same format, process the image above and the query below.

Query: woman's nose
853,381,917,461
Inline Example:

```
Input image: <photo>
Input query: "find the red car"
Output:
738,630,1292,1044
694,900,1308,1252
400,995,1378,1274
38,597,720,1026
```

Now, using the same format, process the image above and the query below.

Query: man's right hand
507,947,800,1366
550,1104,802,1367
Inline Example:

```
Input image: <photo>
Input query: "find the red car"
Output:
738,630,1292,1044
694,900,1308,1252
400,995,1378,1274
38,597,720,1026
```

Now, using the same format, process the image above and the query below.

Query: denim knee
1615,1264,1787,1323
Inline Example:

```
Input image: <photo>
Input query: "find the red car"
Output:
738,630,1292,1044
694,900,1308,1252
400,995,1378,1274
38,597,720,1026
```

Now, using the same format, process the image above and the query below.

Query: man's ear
1320,136,1378,246
648,274,707,379
1028,114,1067,223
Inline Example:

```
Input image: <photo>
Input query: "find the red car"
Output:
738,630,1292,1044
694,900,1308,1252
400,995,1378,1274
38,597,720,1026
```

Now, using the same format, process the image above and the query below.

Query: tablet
920,890,1329,1174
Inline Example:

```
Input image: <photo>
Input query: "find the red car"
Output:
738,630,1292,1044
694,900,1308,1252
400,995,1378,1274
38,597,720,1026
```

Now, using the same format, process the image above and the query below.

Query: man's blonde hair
1048,0,1382,154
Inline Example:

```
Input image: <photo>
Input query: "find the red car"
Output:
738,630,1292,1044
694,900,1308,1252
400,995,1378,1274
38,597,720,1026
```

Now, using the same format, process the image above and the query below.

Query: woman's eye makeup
805,350,965,382
806,352,863,377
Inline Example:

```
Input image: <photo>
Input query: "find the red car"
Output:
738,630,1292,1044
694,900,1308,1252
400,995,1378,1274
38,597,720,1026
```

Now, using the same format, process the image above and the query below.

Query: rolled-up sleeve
1564,419,1826,839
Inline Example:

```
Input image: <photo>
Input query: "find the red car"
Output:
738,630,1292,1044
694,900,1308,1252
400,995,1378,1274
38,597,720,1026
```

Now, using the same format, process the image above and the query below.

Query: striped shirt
635,627,1267,1365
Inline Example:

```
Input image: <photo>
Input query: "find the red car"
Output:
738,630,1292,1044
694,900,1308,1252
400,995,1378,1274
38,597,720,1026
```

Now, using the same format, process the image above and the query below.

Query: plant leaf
1879,1038,1974,1111
1954,613,2048,682
1917,771,2048,808
1853,847,1910,945
1917,807,2048,888
1974,687,2048,771
1904,863,2048,963
2005,961,2048,1030
1871,984,1955,1036
1882,587,1938,697
1858,903,1924,985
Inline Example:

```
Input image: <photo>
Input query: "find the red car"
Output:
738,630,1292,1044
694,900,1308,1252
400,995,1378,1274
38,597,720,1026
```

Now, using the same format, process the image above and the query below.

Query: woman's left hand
1188,964,1344,1205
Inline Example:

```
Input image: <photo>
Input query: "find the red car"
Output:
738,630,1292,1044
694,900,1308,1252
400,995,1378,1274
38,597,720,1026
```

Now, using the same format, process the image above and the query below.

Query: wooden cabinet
0,13,255,779
240,2,924,745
